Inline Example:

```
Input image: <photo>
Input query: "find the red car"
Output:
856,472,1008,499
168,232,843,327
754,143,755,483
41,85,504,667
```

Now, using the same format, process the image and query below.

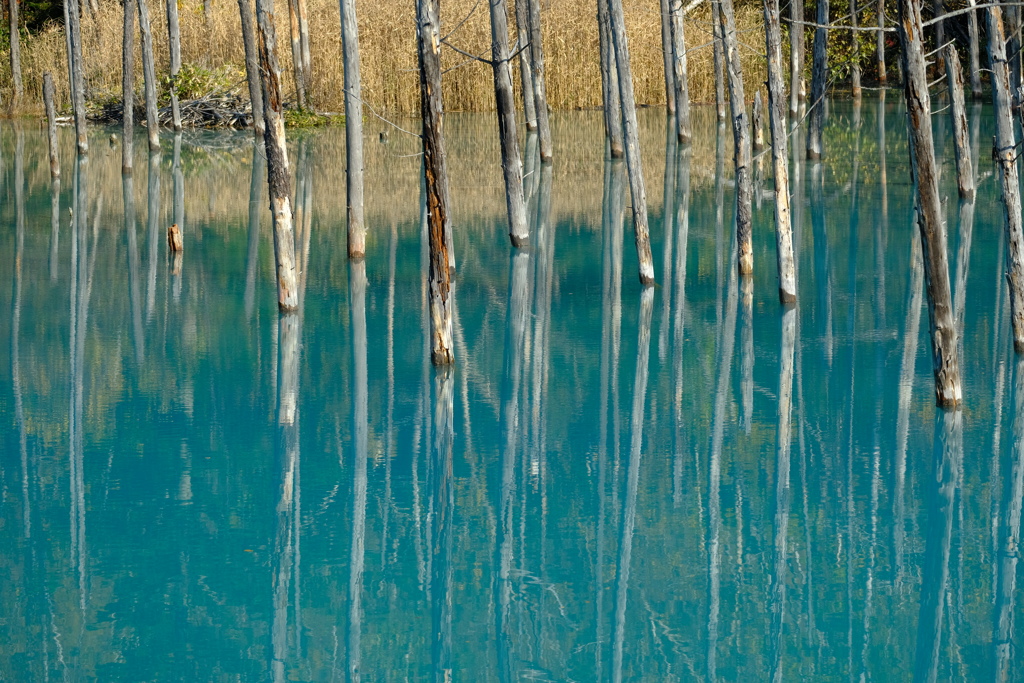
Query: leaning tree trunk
238,0,265,135
968,0,982,98
515,0,537,130
123,0,136,174
877,0,886,84
527,0,553,162
597,0,624,156
669,0,691,143
944,44,974,201
166,0,183,131
417,0,455,365
659,0,676,114
851,0,861,98
256,0,300,312
44,73,60,179
988,5,1024,352
8,0,23,108
717,0,754,276
792,0,805,113
340,0,366,257
608,0,656,285
138,0,160,151
288,0,307,109
764,0,796,302
712,0,727,121
897,0,962,406
806,0,829,159
488,0,530,246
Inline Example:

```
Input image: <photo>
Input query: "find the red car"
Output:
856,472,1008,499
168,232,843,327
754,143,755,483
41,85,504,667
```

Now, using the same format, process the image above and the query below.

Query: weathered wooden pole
988,5,1024,352
256,0,300,312
968,0,982,98
608,0,656,285
597,0,624,156
806,0,829,159
138,0,160,151
944,45,973,202
488,0,530,246
44,74,60,179
516,0,537,130
123,0,136,175
166,0,183,131
659,0,676,114
340,0,366,257
526,0,553,162
8,0,23,108
851,0,861,99
752,89,765,151
877,0,886,84
288,0,307,109
717,0,754,275
791,0,805,114
897,0,962,406
764,0,796,303
65,0,88,152
712,0,727,121
669,0,691,143
417,0,455,364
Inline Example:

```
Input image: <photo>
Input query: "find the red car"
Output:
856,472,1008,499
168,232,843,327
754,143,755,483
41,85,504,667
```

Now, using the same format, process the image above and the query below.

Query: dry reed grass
3,0,769,117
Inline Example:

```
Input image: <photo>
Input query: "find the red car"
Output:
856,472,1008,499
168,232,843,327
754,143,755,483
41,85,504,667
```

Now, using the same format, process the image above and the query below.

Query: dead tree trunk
138,0,160,151
792,0,805,114
897,0,962,406
660,0,676,114
597,0,624,156
166,0,183,130
968,0,982,98
488,0,530,246
8,0,23,108
934,0,945,63
256,0,300,312
288,0,307,109
764,0,796,303
851,0,861,98
123,0,136,174
944,44,974,202
877,0,886,83
417,0,455,364
237,0,265,135
340,0,365,257
44,74,60,179
527,0,552,162
65,0,88,152
717,0,754,275
516,0,537,130
608,0,656,285
806,0,829,159
989,5,1024,352
752,89,765,151
669,0,691,143
298,0,311,94
712,0,727,121
1007,5,1021,100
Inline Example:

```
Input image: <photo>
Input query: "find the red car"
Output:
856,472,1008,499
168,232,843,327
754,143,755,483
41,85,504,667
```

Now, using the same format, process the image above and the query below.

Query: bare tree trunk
237,0,265,135
806,0,829,159
8,0,22,108
123,0,136,174
340,0,365,257
256,0,300,312
297,0,311,93
166,0,183,130
669,0,691,143
44,74,60,179
752,89,765,151
527,0,552,162
713,0,726,121
764,0,796,303
989,5,1024,353
515,0,537,129
488,0,530,246
597,0,623,156
934,0,945,61
968,0,982,98
608,0,656,285
792,0,805,113
897,0,962,406
851,0,862,98
877,0,887,84
138,0,160,151
288,0,307,109
1006,4,1021,100
717,0,754,275
944,45,974,202
659,0,676,113
417,0,455,364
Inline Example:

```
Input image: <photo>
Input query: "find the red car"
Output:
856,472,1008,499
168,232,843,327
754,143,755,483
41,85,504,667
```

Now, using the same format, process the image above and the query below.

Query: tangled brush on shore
88,93,254,129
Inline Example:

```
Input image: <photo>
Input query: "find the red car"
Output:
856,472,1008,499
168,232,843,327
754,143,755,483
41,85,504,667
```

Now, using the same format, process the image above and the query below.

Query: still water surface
2,97,1023,681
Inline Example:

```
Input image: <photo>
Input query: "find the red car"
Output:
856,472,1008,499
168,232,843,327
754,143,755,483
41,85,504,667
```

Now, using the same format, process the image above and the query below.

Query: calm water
2,97,1023,681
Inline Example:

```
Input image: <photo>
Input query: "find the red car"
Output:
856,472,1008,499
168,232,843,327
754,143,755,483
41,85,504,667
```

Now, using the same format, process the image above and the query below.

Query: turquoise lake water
2,96,1023,681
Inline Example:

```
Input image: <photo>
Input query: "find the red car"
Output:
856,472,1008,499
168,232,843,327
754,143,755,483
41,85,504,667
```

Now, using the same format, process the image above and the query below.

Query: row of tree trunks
806,0,829,159
944,44,973,202
138,0,161,151
166,0,183,130
669,0,691,143
597,0,624,157
488,0,530,246
516,0,537,131
65,0,89,152
897,0,961,406
238,0,265,135
123,0,136,174
340,0,366,257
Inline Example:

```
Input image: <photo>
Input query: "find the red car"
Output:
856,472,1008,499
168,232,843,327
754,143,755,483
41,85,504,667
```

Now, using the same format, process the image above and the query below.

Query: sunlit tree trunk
597,0,623,156
340,0,366,257
806,0,828,159
138,0,160,151
713,0,726,120
851,0,861,98
8,0,23,107
659,0,675,113
526,0,552,161
123,0,136,174
944,45,973,202
166,0,183,130
515,0,537,129
791,0,805,113
669,0,691,143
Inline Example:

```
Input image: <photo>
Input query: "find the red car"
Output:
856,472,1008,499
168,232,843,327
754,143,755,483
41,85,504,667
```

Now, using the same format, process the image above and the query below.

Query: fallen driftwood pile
89,92,254,129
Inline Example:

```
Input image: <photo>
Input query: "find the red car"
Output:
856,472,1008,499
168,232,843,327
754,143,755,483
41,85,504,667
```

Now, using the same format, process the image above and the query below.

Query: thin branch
343,86,422,139
441,0,483,42
441,38,494,66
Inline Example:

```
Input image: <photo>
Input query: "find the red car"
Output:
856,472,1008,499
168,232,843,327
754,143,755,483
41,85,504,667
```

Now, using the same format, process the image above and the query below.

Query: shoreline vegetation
0,0,773,123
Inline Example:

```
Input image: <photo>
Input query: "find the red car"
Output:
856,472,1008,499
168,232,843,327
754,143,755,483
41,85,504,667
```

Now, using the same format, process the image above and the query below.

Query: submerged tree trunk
897,0,962,406
516,0,537,131
713,0,727,121
527,0,553,162
44,74,60,179
123,0,136,174
669,0,691,143
238,0,266,136
340,0,365,257
944,45,974,202
138,0,160,151
65,0,89,152
968,0,982,97
989,6,1024,353
659,0,676,113
256,0,300,312
166,0,183,131
417,0,455,364
608,0,656,285
597,0,623,156
717,0,754,276
488,0,530,246
8,0,23,108
764,0,796,303
806,0,829,159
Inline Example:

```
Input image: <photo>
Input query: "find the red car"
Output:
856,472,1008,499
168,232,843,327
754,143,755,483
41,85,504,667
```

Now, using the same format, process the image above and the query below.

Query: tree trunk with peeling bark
527,0,552,162
340,0,365,257
238,0,265,135
516,0,537,130
807,0,828,159
288,0,307,109
944,44,973,201
597,0,623,156
138,0,160,151
669,0,691,143
752,89,765,151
